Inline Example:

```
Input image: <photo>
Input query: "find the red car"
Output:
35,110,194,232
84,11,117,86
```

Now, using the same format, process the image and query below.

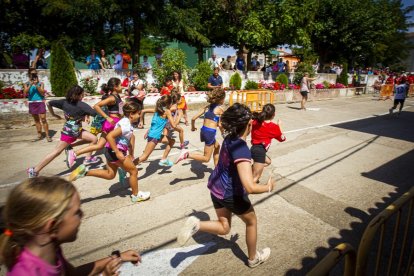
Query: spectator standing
208,54,221,70
86,48,104,70
251,56,260,71
100,49,111,69
32,48,47,69
276,58,286,73
141,55,152,72
300,72,317,110
221,55,233,70
122,47,132,70
112,48,123,70
12,46,29,69
208,68,224,90
235,52,246,71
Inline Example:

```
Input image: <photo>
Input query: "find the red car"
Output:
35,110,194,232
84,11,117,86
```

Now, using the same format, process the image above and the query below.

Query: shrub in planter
275,73,289,86
337,63,348,86
152,48,188,88
229,72,242,90
244,80,258,90
50,42,78,97
189,61,212,91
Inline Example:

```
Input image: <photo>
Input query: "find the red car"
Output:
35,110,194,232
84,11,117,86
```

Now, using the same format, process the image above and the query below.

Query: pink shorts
60,133,80,144
102,116,121,133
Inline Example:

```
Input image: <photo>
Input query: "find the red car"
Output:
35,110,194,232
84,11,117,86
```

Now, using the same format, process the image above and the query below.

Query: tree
152,48,188,87
50,42,78,97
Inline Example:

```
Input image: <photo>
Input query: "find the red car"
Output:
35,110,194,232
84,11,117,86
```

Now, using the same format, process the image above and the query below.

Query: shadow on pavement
170,161,213,185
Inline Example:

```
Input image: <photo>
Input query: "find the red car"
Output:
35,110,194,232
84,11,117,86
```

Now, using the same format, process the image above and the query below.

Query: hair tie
4,229,13,237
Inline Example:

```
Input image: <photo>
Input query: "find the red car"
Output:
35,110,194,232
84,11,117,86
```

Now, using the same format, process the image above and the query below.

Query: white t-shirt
394,84,407,100
114,118,134,152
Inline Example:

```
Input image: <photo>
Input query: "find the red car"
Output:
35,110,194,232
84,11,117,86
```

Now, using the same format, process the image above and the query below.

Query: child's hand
120,250,141,264
107,117,115,125
267,176,276,193
191,127,197,132
115,151,125,162
103,256,122,275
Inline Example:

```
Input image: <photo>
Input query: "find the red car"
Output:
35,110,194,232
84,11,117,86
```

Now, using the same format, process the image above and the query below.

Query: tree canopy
1,0,412,69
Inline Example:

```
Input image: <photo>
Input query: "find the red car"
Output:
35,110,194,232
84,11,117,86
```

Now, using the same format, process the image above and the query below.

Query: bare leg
119,156,138,195
237,207,258,261
174,125,184,144
183,109,189,125
32,114,42,138
199,207,232,236
86,159,117,180
213,141,220,166
34,141,69,173
39,113,50,138
161,137,175,160
133,141,157,165
75,133,107,156
188,144,215,163
78,131,98,158
252,156,271,183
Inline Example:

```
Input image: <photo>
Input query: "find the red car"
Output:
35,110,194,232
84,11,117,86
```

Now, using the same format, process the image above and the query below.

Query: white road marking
119,243,215,275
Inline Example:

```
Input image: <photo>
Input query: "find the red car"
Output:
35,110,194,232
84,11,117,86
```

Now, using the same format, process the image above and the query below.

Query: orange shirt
122,53,131,69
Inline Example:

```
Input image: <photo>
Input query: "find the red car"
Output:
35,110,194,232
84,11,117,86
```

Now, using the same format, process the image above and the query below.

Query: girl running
26,85,98,178
177,103,275,268
23,70,51,142
175,88,226,166
0,176,141,275
69,101,151,203
133,95,177,167
172,71,189,125
251,104,286,184
66,78,124,167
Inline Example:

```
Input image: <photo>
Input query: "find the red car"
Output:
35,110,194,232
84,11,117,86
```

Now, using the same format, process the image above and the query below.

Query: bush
244,80,258,90
79,76,99,95
229,72,242,90
293,62,315,85
189,61,212,91
152,48,188,88
275,73,289,86
50,42,78,97
337,63,348,86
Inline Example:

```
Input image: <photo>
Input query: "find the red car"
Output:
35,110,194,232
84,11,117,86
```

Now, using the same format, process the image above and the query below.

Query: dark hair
101,77,121,95
170,91,181,104
221,103,252,138
155,95,172,115
172,71,182,81
207,88,226,104
66,85,84,103
123,101,142,117
252,104,275,123
164,76,173,84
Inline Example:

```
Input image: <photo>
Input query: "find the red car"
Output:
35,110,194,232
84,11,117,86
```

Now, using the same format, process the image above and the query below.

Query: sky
215,1,414,57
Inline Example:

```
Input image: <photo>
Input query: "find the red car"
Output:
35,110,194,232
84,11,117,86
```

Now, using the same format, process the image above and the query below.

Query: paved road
0,95,413,275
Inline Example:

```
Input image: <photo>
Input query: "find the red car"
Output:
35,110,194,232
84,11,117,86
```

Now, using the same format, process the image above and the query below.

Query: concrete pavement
0,95,413,275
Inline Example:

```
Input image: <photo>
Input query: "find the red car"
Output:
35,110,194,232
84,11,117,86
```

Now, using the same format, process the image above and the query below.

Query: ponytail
101,77,121,95
252,104,275,123
155,95,172,115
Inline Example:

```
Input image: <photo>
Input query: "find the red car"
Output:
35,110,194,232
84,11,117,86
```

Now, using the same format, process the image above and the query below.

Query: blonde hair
0,177,76,269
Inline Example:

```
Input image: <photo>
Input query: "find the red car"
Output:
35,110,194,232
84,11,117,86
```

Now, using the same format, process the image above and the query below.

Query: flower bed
0,86,25,99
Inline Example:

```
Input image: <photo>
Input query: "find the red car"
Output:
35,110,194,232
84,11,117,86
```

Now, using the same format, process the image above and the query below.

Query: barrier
379,84,393,100
409,84,414,97
229,90,274,112
308,186,414,276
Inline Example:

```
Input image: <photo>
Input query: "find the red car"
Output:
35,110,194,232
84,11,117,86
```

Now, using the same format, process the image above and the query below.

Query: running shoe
175,150,189,164
118,168,127,185
66,149,77,168
159,159,174,167
247,248,271,268
65,145,73,163
130,191,151,203
26,167,38,178
83,156,99,165
180,140,189,149
177,216,200,246
69,164,87,181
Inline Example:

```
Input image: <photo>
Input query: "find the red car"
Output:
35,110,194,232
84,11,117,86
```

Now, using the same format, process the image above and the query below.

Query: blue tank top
204,104,220,123
148,112,168,140
28,84,44,102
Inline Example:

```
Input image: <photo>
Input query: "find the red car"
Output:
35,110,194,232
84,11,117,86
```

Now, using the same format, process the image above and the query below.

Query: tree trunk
196,45,204,63
132,10,141,65
246,50,252,71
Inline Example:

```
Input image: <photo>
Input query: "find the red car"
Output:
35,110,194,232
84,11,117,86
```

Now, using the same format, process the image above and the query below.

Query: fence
308,186,414,276
379,84,394,100
229,90,274,112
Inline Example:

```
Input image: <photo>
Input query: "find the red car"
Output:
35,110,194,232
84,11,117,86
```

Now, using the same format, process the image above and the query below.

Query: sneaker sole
177,217,199,246
69,166,86,182
132,196,150,203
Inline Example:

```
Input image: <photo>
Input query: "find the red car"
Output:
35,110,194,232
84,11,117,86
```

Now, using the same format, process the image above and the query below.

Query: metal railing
308,186,414,276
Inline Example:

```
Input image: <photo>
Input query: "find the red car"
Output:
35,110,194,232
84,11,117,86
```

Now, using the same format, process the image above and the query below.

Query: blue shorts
200,126,216,146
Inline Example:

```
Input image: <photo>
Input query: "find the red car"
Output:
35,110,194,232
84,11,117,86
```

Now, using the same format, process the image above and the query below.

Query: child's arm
23,82,30,96
93,96,116,124
191,107,207,131
165,109,177,128
106,127,125,162
129,133,135,158
47,100,63,119
237,161,275,194
66,249,141,275
138,108,155,127
272,120,286,142
37,82,45,96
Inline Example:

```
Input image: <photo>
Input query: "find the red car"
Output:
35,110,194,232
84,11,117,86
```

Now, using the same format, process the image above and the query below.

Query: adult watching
208,68,224,90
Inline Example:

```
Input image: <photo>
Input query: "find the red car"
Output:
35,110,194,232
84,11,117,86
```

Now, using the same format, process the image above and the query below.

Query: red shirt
121,77,130,88
251,119,285,150
160,85,173,95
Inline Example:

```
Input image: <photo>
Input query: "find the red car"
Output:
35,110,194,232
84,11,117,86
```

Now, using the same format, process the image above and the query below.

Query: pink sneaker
67,149,77,168
175,150,189,164
84,156,99,165
180,140,189,149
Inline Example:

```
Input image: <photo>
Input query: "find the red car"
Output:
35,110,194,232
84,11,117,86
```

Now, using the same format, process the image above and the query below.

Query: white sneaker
177,216,200,246
248,248,271,268
131,191,151,203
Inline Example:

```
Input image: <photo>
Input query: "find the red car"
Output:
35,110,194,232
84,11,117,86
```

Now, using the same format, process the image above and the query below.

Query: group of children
3,77,288,273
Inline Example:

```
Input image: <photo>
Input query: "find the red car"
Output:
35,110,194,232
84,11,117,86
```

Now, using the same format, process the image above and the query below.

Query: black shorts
300,91,308,97
393,99,405,106
251,144,267,163
104,148,126,164
211,193,252,215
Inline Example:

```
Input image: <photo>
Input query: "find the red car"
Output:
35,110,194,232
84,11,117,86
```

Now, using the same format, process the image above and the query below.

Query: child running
175,88,226,166
0,176,141,275
66,78,124,167
177,103,275,268
251,104,286,184
69,101,150,203
133,95,177,167
27,85,98,178
389,77,408,117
